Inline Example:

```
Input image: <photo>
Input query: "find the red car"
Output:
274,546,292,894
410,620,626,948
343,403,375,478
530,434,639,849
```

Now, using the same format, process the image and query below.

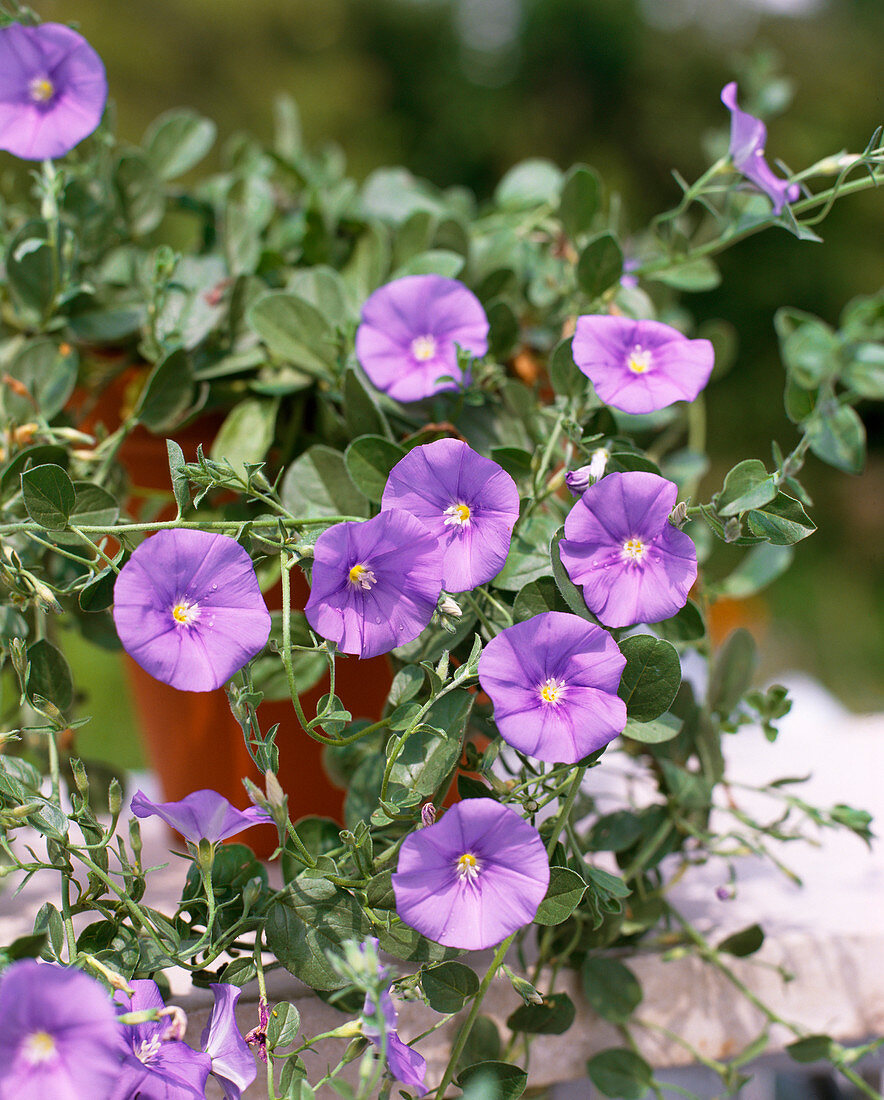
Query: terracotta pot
71,369,393,854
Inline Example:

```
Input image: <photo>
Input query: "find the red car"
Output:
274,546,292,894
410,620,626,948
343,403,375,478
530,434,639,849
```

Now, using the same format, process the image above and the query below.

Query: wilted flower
478,612,627,764
565,448,609,497
572,316,714,414
358,939,427,1096
559,471,697,628
130,788,273,845
355,274,489,402
381,438,520,591
721,82,800,215
305,509,443,658
113,980,210,1100
200,985,257,1100
0,960,121,1100
0,22,107,160
392,799,549,950
112,529,271,692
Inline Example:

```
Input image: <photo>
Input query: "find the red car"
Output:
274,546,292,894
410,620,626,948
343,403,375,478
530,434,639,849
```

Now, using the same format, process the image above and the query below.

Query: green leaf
717,543,794,599
266,1001,301,1050
364,871,396,910
747,493,815,545
587,1049,653,1100
135,347,194,432
513,577,568,623
342,368,386,439
708,628,757,718
576,232,623,300
617,635,681,723
775,308,838,388
716,459,777,516
558,164,601,238
265,878,372,991
507,993,576,1035
585,812,644,853
486,299,520,360
114,151,165,236
70,483,120,528
650,257,720,291
548,337,587,398
622,713,682,744
220,958,258,987
393,249,465,280
787,1035,839,1064
804,403,866,474
582,957,642,1023
144,108,217,180
26,639,74,712
656,601,705,643
457,1061,527,1100
248,292,336,380
492,513,558,592
282,447,369,520
717,923,764,957
166,439,191,515
7,339,78,421
489,446,533,482
21,464,75,530
422,961,479,1013
375,920,461,965
389,690,473,798
6,222,59,315
211,396,279,473
495,158,563,209
78,568,116,612
534,866,585,926
344,436,405,503
550,527,598,623
842,342,884,399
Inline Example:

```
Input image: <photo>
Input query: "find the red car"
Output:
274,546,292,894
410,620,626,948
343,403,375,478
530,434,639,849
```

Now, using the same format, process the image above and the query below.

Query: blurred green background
32,0,883,765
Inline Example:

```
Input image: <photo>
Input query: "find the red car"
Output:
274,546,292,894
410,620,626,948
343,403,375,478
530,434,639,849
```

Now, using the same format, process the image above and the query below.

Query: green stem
545,765,587,857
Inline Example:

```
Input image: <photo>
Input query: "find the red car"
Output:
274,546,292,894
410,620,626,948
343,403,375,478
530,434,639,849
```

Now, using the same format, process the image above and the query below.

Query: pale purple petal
0,23,107,160
478,612,626,763
721,82,800,215
113,529,271,693
0,961,120,1100
130,789,273,845
363,987,428,1096
305,509,443,658
572,315,714,414
201,985,256,1100
392,800,549,951
560,472,697,628
381,439,520,591
356,275,489,403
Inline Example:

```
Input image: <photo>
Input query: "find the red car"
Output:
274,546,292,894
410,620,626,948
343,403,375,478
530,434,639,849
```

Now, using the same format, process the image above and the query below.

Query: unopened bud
669,501,689,529
341,1036,370,1064
129,816,143,863
723,518,742,543
506,969,544,1006
439,595,462,619
197,836,215,872
70,757,89,799
328,1020,364,1040
242,876,263,910
264,769,286,809
420,803,436,828
108,778,123,817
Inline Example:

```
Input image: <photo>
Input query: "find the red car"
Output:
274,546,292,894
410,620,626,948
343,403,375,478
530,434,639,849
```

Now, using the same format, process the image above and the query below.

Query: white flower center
410,334,437,362
443,502,472,527
622,537,646,561
348,563,377,590
626,346,652,374
171,598,200,626
456,852,481,882
28,77,55,104
22,1030,57,1065
136,1035,163,1065
539,677,567,705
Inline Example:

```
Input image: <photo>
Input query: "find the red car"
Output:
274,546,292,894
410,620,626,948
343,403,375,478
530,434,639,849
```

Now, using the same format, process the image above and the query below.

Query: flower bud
420,802,437,828
669,501,689,529
108,778,123,817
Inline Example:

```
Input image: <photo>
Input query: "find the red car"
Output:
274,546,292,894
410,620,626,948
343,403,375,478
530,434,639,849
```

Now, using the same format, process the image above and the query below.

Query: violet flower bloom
112,981,210,1100
572,315,714,415
200,984,257,1100
721,82,800,215
305,508,443,659
559,471,697,628
130,788,273,845
0,960,121,1100
359,940,427,1096
355,274,489,403
113,529,271,693
392,799,550,951
381,438,520,591
478,612,627,764
0,23,107,161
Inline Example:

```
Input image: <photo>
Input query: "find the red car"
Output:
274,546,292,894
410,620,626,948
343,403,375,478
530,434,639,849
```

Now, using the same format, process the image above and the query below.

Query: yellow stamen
444,502,471,527
539,677,566,705
171,599,199,626
627,347,652,374
411,335,437,362
623,538,645,561
348,563,377,590
456,852,480,882
28,77,55,103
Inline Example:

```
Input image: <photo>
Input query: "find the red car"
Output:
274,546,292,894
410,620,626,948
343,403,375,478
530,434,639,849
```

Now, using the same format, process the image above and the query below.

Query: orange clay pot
71,367,393,855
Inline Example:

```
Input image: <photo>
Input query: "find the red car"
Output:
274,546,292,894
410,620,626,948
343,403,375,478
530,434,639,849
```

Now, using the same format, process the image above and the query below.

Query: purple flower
381,438,520,592
355,274,489,403
200,985,257,1100
721,82,800,215
130,788,273,845
478,612,626,764
0,23,107,161
565,448,609,497
112,980,210,1100
559,471,697,628
572,316,714,415
305,509,443,659
0,960,121,1100
359,941,427,1096
392,799,550,951
113,529,271,693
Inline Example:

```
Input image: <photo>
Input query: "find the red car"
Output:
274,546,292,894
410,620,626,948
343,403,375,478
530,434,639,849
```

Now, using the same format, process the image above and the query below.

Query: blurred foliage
20,0,883,706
